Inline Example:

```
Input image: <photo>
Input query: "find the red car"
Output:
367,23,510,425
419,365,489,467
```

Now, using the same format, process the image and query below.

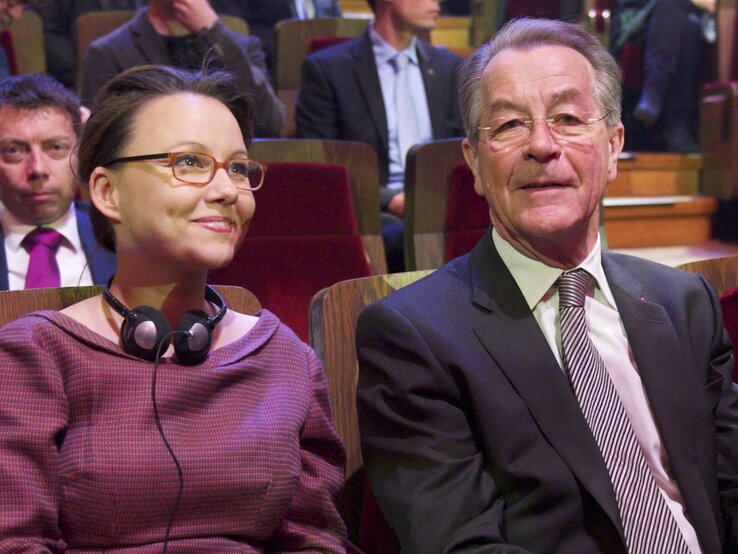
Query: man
0,74,115,290
295,0,464,272
80,0,284,137
356,18,738,553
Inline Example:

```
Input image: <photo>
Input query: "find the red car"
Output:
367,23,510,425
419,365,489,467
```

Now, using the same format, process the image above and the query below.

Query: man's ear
89,167,122,223
606,122,625,184
462,138,485,197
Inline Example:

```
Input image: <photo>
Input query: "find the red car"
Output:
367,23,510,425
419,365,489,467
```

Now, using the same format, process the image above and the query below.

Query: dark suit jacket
0,201,116,291
296,29,465,207
356,228,738,553
80,8,284,137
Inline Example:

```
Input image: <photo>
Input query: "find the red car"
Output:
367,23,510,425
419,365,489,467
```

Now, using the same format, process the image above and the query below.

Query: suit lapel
0,225,9,291
352,31,389,157
603,255,722,552
468,233,625,540
417,41,444,138
131,9,170,64
75,202,116,285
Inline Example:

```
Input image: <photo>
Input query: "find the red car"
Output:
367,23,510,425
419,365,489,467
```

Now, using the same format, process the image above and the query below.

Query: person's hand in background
0,0,24,28
171,0,218,33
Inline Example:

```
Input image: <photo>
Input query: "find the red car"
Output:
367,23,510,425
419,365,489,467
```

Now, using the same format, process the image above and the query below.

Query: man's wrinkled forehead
481,45,598,107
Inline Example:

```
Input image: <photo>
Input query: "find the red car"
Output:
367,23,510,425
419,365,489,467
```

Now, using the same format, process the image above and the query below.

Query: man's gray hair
458,18,622,145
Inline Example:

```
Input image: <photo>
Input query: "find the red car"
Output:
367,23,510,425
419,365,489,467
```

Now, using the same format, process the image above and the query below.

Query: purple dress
0,309,347,553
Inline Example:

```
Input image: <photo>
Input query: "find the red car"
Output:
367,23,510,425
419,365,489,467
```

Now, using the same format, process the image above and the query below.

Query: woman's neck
109,266,211,329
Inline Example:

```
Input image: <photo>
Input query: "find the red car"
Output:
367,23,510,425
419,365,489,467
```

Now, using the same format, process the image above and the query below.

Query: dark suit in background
0,201,116,291
357,229,738,552
80,8,284,137
296,28,464,209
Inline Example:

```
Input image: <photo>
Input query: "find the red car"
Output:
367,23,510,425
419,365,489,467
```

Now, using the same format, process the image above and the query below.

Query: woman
0,65,347,552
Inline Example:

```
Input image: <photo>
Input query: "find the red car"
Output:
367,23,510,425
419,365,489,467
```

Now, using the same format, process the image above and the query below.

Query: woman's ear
89,167,122,223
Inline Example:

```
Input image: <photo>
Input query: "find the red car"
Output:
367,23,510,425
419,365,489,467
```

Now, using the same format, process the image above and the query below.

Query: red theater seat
677,255,738,382
307,36,352,54
405,139,490,271
209,162,372,341
0,30,18,75
444,162,489,263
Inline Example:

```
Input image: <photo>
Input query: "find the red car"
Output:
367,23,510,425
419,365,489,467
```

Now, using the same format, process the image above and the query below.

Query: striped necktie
558,269,689,553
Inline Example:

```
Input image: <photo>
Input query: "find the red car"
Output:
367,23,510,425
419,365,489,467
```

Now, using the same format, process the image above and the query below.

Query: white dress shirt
0,202,93,290
493,228,701,553
370,26,433,190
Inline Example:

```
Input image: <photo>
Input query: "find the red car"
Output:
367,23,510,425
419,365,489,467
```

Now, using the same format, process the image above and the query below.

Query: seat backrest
75,11,250,95
274,17,369,90
404,138,481,270
309,270,432,545
428,16,473,56
209,161,373,341
700,81,738,200
717,0,738,81
8,10,46,74
676,254,738,298
678,254,738,382
0,284,260,329
444,162,488,263
249,138,386,274
469,0,504,45
75,10,135,90
338,0,372,15
273,17,369,137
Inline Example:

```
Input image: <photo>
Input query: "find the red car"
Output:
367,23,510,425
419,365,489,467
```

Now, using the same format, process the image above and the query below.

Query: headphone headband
102,276,227,364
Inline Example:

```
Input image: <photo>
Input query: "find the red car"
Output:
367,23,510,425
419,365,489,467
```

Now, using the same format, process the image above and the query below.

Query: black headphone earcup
120,305,172,361
173,309,213,365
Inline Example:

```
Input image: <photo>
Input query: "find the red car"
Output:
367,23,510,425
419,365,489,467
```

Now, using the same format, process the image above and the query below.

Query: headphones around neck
102,277,227,365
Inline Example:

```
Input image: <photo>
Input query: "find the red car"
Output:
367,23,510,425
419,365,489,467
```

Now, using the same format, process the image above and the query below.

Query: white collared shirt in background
0,202,93,290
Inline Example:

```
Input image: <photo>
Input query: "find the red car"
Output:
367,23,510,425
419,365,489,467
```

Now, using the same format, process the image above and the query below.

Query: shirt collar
492,227,617,310
369,25,419,67
0,201,80,253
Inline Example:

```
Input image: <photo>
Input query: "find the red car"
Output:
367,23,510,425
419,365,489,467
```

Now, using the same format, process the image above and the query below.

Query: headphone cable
151,331,188,554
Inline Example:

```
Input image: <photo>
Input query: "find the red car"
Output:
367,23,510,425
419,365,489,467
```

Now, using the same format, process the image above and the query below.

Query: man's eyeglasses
477,111,610,148
103,152,266,191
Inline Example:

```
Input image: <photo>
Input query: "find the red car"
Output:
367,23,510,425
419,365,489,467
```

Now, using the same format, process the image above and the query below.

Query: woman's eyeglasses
103,151,266,191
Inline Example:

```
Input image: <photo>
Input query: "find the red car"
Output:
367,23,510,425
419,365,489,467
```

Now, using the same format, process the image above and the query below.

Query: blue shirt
370,26,432,190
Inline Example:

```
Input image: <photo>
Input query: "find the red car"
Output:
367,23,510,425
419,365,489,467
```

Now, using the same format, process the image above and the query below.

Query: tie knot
22,227,64,253
393,52,411,72
558,269,592,308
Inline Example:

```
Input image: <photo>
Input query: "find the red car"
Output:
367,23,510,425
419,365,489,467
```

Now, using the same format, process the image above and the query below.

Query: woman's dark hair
77,64,254,253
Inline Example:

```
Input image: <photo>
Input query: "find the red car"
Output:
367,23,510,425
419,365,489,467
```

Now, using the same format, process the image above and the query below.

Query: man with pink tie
0,73,115,289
